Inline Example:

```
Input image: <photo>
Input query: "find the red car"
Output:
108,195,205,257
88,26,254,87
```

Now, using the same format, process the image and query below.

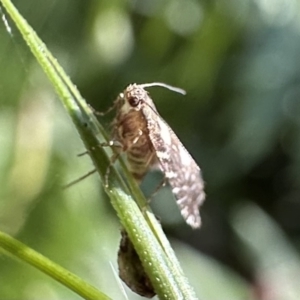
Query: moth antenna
139,82,186,95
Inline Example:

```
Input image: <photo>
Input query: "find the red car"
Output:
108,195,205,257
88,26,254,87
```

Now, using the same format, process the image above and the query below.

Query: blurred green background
1,0,300,299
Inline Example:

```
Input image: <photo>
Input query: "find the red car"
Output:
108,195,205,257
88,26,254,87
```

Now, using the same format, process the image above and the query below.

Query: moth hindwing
111,83,205,228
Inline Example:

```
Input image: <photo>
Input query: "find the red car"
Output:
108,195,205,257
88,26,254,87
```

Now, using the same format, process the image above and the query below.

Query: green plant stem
0,231,110,300
0,0,199,299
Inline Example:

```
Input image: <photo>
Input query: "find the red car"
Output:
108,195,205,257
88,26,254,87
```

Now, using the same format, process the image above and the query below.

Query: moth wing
144,108,205,228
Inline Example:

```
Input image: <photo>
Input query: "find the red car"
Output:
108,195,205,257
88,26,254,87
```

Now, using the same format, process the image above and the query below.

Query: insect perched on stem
107,83,205,228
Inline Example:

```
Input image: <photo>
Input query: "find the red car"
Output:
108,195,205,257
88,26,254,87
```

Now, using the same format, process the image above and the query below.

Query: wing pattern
143,107,205,228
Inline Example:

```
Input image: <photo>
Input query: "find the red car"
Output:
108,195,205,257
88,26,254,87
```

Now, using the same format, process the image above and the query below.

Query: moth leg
78,151,89,157
63,169,97,189
64,135,123,189
79,140,123,187
139,177,167,216
104,151,121,187
77,141,122,157
89,98,119,116
71,141,122,188
147,176,168,204
96,139,125,187
63,146,100,187
77,148,96,157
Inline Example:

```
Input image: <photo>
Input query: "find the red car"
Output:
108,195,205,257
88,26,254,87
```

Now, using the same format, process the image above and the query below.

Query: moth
110,83,205,228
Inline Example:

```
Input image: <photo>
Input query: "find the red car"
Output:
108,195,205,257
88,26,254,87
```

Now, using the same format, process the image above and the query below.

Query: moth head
120,82,186,113
127,95,142,107
124,84,148,110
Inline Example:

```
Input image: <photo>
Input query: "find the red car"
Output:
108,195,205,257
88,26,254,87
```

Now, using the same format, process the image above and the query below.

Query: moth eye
128,96,140,107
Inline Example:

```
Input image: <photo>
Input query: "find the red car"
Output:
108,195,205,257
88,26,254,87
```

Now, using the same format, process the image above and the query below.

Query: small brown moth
111,83,205,228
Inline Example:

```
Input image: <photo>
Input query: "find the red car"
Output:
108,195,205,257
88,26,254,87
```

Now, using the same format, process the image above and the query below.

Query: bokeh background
1,0,300,299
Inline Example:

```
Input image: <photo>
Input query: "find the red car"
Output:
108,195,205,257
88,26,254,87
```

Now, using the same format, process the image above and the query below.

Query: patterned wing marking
144,110,205,228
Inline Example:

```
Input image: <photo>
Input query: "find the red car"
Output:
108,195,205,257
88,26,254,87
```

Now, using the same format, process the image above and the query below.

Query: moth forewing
112,83,205,228
145,113,205,228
